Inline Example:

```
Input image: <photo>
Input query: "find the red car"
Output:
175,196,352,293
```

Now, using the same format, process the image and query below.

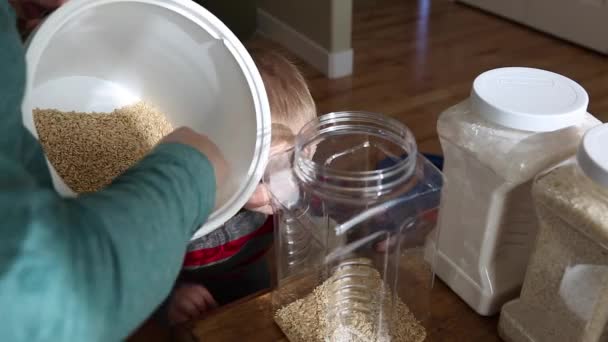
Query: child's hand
161,127,229,188
374,237,398,253
167,283,218,325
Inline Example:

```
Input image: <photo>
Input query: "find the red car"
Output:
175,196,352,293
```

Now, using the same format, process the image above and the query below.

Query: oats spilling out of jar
274,259,426,342
34,101,173,193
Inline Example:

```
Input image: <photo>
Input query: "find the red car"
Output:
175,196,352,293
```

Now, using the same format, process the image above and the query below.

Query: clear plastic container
428,67,600,315
265,112,443,342
499,123,608,342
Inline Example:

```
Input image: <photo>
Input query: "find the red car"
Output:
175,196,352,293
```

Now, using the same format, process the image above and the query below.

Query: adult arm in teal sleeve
0,3,217,341
2,146,216,341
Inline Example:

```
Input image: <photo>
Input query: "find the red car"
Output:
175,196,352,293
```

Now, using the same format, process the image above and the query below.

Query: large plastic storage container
266,112,443,341
499,123,608,342
428,67,600,315
22,0,272,238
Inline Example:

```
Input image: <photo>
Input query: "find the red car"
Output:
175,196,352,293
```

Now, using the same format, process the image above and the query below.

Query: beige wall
458,0,608,54
258,0,352,52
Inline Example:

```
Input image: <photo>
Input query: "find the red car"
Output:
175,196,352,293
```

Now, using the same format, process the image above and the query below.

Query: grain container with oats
426,67,600,316
499,123,608,342
22,0,272,239
33,102,174,194
264,112,443,342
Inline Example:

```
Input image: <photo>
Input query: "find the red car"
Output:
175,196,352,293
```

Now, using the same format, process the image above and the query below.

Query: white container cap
578,123,608,188
471,67,588,132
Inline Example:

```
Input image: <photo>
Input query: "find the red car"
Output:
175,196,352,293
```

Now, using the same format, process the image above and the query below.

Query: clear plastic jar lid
577,123,608,188
471,67,588,132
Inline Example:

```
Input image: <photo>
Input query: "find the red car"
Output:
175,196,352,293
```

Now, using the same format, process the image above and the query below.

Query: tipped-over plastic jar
265,112,443,342
428,67,600,316
499,123,608,342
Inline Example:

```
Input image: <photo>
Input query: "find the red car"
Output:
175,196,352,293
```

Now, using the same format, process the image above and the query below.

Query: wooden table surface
144,278,500,342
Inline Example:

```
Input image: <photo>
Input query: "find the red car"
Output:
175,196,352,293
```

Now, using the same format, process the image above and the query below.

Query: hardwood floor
261,0,608,155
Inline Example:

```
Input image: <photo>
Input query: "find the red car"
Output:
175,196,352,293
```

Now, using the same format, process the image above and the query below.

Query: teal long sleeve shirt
0,4,216,341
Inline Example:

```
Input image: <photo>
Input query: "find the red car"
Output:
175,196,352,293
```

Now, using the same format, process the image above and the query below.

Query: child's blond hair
250,48,316,146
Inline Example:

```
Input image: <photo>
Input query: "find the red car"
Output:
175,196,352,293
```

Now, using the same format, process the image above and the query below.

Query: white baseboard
257,9,353,79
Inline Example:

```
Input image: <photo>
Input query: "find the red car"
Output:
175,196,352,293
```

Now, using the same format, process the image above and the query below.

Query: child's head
252,47,316,144
244,48,316,214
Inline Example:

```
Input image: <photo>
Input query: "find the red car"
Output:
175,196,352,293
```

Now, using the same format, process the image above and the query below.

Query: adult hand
161,127,229,189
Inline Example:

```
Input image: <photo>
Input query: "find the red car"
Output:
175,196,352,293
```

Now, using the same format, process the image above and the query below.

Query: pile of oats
34,101,173,193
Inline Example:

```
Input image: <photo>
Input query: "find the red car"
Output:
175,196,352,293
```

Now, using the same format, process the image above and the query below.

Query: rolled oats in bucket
34,101,173,193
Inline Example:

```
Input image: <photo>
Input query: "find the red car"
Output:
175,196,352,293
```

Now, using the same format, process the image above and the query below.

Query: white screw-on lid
471,67,589,132
577,123,608,188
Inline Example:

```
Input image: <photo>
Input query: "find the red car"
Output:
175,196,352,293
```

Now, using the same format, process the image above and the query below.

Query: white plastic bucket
21,0,272,239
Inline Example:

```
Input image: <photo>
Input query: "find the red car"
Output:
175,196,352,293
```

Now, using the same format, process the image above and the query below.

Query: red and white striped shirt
182,210,273,271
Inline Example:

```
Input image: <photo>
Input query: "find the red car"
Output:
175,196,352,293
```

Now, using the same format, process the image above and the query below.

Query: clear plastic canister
265,112,443,342
429,67,600,316
499,123,608,342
